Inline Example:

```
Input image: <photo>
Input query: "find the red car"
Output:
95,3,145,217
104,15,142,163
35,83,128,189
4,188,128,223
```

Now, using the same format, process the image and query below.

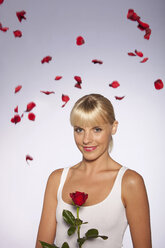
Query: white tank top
55,166,128,248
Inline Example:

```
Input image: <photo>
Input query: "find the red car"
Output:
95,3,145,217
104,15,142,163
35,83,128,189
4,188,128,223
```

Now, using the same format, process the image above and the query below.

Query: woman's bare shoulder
46,168,64,192
123,168,145,188
122,169,147,205
49,168,64,179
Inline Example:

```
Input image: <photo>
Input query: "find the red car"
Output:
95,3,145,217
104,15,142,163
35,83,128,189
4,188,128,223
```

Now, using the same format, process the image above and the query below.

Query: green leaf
75,218,83,226
39,241,59,248
61,242,70,248
85,229,99,238
62,209,76,226
99,235,108,240
67,226,76,236
82,221,88,224
77,237,86,246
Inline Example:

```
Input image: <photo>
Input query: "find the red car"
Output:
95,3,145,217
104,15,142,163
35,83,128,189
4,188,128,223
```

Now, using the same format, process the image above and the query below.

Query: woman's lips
83,146,97,152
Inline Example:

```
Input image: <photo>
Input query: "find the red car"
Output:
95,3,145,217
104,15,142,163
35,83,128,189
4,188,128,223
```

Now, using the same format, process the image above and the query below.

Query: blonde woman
36,94,152,248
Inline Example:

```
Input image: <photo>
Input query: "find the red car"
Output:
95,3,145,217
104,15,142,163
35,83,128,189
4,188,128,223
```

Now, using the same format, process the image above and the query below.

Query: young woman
36,94,152,248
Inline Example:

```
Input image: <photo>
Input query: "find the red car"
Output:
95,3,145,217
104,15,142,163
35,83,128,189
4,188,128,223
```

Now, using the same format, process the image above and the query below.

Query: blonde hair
70,94,116,152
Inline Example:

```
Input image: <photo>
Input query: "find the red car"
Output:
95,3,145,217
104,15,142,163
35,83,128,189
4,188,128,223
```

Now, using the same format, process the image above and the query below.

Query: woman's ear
111,120,118,135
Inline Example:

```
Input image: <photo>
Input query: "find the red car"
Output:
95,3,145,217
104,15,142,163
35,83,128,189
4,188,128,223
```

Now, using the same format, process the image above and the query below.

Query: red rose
70,191,88,206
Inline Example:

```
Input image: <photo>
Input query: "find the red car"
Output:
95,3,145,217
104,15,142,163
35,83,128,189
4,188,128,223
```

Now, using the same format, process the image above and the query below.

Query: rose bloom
70,191,88,206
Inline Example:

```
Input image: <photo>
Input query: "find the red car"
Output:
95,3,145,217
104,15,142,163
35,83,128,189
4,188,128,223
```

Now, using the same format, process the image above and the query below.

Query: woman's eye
74,127,83,133
94,127,102,132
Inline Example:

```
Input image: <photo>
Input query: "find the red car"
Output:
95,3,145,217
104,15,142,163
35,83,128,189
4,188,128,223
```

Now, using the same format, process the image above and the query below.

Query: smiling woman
36,94,152,248
70,94,118,153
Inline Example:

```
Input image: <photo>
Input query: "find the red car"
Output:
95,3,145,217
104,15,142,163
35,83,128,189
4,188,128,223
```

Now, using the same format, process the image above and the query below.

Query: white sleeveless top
55,166,128,248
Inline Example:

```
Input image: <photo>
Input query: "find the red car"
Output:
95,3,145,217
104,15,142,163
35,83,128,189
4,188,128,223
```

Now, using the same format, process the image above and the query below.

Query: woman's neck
80,153,114,176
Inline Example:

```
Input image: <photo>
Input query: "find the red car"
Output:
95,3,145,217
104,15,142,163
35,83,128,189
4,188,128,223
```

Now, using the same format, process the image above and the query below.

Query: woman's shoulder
46,168,64,192
49,167,64,178
122,168,146,204
123,168,145,187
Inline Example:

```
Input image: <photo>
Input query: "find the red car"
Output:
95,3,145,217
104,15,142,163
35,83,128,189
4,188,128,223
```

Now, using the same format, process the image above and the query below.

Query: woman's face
73,121,118,161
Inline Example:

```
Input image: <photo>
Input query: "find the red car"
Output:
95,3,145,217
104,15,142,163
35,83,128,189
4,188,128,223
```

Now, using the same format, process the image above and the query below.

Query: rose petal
26,154,33,164
0,22,9,32
144,28,151,40
15,85,22,93
14,106,18,113
127,9,140,21
76,36,85,46
128,52,136,56
26,102,36,112
137,19,149,30
154,79,164,90
115,96,125,100
16,10,26,22
109,81,120,88
0,0,4,4
41,56,52,64
55,76,62,80
140,57,148,63
11,114,21,124
62,94,70,107
13,30,22,37
92,59,103,64
135,50,143,57
0,27,9,32
74,76,82,84
40,91,55,95
28,112,35,121
74,83,82,89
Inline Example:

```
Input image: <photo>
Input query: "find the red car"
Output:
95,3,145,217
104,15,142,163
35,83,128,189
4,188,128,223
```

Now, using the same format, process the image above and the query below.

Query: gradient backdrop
0,0,165,247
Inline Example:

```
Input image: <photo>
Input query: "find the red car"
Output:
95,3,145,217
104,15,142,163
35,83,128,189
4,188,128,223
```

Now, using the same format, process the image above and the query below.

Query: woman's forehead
73,119,109,128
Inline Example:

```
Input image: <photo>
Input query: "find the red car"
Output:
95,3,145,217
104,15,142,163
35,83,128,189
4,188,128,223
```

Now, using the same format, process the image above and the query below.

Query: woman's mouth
83,146,97,152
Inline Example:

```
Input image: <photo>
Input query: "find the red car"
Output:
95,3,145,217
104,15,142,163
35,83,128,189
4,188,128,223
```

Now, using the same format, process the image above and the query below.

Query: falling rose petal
0,23,9,32
40,91,55,95
144,28,151,40
28,112,36,121
74,76,82,84
21,113,24,118
0,0,4,4
16,10,26,22
26,102,36,112
62,94,70,107
11,114,21,124
115,96,125,100
41,56,52,64
154,79,164,90
135,50,143,57
92,59,103,64
137,19,149,31
13,30,22,38
75,83,82,89
128,52,136,56
15,85,22,93
109,81,120,88
0,27,9,32
55,76,62,80
140,57,148,63
76,36,85,46
127,9,140,21
26,154,33,164
14,106,18,113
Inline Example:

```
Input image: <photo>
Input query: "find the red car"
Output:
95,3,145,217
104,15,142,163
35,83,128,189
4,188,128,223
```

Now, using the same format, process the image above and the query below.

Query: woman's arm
35,168,63,248
122,169,152,248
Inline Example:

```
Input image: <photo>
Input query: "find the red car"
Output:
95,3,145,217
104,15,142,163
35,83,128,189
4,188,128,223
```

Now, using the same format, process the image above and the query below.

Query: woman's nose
83,131,92,144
